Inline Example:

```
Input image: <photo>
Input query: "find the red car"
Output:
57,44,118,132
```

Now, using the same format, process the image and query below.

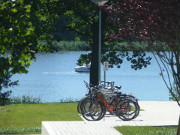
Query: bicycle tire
122,96,140,119
115,99,138,121
77,96,88,114
81,98,105,121
115,94,140,119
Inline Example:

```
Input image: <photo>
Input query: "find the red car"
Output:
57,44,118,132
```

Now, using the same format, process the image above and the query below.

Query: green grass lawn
115,126,178,135
0,103,82,134
0,103,178,134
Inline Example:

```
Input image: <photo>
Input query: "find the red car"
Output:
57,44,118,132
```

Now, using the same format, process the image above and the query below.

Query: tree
60,0,103,85
102,0,180,105
0,0,60,104
102,0,180,133
60,0,151,85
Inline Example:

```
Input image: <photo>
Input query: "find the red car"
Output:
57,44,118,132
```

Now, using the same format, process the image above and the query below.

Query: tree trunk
90,21,99,85
90,10,106,85
177,115,180,135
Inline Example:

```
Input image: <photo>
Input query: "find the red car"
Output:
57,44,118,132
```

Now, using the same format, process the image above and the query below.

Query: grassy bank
47,41,169,52
115,126,178,135
0,103,82,134
40,40,91,51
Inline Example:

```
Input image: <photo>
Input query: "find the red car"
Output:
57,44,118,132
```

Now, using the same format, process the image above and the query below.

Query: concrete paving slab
42,101,180,135
42,121,121,135
100,101,180,122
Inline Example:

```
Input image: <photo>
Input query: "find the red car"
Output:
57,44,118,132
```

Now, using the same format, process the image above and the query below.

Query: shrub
10,95,41,104
59,98,78,103
39,40,91,51
0,91,12,106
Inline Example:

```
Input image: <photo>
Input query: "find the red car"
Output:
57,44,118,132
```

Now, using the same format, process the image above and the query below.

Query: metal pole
98,8,101,84
104,71,106,87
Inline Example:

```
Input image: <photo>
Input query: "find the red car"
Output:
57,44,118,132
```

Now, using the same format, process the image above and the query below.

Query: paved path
42,101,180,135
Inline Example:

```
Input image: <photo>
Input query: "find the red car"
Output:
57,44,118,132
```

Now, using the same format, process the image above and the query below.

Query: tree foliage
0,0,153,93
0,0,60,95
59,0,152,85
102,0,180,105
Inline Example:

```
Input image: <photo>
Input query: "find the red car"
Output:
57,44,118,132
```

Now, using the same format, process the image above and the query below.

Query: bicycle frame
80,81,139,121
94,92,125,113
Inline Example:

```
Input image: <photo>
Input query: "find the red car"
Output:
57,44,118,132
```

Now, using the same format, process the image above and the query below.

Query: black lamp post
90,0,108,84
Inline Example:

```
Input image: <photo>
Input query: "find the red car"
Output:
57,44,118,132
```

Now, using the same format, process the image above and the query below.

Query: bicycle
77,81,94,114
100,81,140,119
81,84,139,121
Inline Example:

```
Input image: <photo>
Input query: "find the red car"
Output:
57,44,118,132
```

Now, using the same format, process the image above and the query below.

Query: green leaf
25,5,31,12
12,8,17,13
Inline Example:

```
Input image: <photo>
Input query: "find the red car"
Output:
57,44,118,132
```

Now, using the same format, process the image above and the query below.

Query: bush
0,91,12,106
53,41,90,51
39,40,91,51
10,95,41,104
59,98,78,103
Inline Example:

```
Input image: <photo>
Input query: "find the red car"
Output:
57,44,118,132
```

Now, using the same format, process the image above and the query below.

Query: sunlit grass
0,103,82,134
115,126,177,135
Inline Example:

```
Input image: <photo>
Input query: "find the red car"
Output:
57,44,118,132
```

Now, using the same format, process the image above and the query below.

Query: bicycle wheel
115,99,138,121
116,94,140,119
122,96,140,119
81,98,105,121
98,102,106,120
133,100,140,119
77,97,88,114
77,101,81,114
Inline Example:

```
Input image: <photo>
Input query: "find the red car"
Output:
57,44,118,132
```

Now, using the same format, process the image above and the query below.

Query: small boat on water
74,64,90,72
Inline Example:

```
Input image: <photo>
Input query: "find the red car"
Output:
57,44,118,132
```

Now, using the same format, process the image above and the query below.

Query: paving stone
42,101,180,135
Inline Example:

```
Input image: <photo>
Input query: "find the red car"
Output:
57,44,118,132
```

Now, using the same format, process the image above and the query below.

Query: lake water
3,51,170,102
